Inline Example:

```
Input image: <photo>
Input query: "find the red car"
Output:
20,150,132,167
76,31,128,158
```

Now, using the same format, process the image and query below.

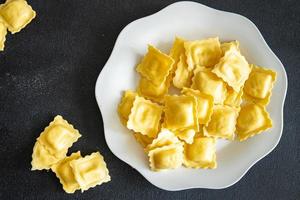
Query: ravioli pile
31,115,110,193
118,37,277,172
0,0,36,51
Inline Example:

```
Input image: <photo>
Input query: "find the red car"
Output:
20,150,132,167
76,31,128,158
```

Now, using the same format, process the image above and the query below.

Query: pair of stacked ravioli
0,0,36,51
118,36,276,172
31,116,110,193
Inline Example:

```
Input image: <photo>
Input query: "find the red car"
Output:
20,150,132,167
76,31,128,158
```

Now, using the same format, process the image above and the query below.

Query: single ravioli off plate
95,1,287,191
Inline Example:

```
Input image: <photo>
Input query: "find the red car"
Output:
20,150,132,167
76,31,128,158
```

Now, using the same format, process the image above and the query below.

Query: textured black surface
0,0,299,199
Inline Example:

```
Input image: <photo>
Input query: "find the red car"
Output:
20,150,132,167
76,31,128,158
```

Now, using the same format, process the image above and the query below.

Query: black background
0,0,299,199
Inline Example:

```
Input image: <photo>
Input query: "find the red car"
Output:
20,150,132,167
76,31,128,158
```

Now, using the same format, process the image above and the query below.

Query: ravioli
169,37,186,68
70,152,110,192
51,152,81,194
0,22,7,51
243,65,277,105
203,105,239,140
37,115,81,159
183,136,217,169
31,141,61,170
136,45,174,86
185,37,222,69
174,129,196,144
148,143,184,171
137,76,170,103
0,0,36,34
212,46,251,92
173,54,193,89
181,87,214,125
236,103,272,141
220,40,240,54
224,86,243,107
118,90,137,125
163,95,198,132
127,96,163,138
192,66,227,104
145,129,180,152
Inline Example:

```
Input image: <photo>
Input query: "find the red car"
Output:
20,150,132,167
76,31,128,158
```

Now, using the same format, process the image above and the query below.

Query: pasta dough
145,129,180,152
192,66,227,104
0,0,36,34
118,90,137,125
127,96,163,138
134,133,153,148
184,136,217,169
70,152,110,192
243,65,277,105
236,103,272,141
0,22,7,51
203,105,239,140
136,45,174,86
224,86,243,107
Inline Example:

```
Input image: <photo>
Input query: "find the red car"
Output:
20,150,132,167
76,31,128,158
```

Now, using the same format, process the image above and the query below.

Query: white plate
95,1,288,191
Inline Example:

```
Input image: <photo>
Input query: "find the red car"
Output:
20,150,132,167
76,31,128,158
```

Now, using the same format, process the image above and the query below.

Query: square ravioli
163,95,198,132
148,143,184,171
51,152,81,194
137,76,170,103
212,46,251,92
31,141,61,170
146,129,180,152
169,37,186,66
173,54,193,89
224,86,243,107
118,90,137,125
70,152,110,192
243,65,277,106
136,45,174,86
0,0,36,34
203,105,239,140
0,21,7,51
236,103,272,141
184,37,222,69
174,129,196,144
181,87,214,125
220,40,240,54
37,115,81,159
183,136,217,169
127,96,163,138
192,66,227,104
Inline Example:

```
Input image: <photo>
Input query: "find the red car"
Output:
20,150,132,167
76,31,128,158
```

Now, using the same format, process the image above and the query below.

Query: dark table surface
0,0,299,199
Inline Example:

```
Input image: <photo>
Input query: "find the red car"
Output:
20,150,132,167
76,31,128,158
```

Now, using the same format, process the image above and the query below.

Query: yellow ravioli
173,54,192,89
203,105,239,140
192,66,227,104
0,0,36,34
127,96,163,138
224,86,243,107
163,95,198,132
183,136,217,169
0,22,7,51
148,143,184,171
145,129,180,152
134,133,153,148
37,115,81,159
174,129,196,144
70,152,110,192
31,141,61,170
221,40,240,54
118,90,137,125
236,103,272,141
181,87,214,125
212,46,251,92
169,37,186,65
51,152,81,194
243,65,277,106
184,37,222,69
137,76,170,103
136,45,174,86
